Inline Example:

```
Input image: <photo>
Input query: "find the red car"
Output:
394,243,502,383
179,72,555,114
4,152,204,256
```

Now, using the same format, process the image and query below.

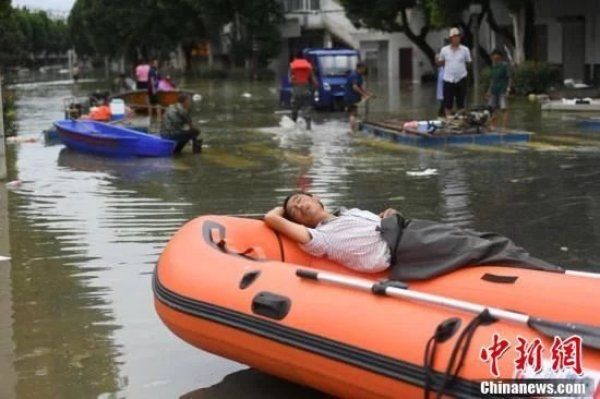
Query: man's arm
264,206,311,244
379,208,399,218
436,50,445,66
353,84,370,98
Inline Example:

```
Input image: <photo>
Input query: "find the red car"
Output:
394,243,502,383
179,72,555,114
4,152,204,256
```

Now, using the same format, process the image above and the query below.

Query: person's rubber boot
192,138,203,154
306,117,312,131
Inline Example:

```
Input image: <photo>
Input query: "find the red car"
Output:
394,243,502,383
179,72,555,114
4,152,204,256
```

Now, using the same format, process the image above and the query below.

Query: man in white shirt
264,192,560,280
437,27,472,117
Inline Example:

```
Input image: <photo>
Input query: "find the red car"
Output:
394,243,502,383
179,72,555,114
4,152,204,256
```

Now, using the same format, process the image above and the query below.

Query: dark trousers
162,128,201,154
291,84,313,125
443,78,467,111
379,216,562,281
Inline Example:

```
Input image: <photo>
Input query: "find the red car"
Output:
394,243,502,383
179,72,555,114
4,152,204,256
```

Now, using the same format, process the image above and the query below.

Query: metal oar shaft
308,270,528,325
565,270,600,279
296,269,600,350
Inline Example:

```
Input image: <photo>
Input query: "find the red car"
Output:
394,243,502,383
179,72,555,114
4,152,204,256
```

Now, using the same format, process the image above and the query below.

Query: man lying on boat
264,192,562,280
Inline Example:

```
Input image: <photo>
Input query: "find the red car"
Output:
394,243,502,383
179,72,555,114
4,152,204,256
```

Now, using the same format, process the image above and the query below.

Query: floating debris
406,168,438,177
192,93,202,102
5,180,22,189
6,136,38,144
241,92,252,98
0,255,11,262
560,246,569,252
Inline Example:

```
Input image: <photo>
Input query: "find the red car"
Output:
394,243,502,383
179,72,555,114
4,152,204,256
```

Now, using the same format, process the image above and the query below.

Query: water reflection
0,183,16,399
181,368,330,399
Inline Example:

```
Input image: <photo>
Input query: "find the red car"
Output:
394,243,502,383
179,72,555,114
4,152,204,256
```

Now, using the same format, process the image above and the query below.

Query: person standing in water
486,49,512,128
147,59,160,120
344,62,374,132
437,27,472,118
289,51,318,130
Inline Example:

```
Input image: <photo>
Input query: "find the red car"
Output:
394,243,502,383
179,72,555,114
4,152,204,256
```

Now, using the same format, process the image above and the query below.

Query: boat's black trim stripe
273,230,285,262
153,273,493,398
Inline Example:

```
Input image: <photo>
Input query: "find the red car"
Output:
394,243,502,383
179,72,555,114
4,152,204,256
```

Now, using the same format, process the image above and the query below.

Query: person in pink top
135,60,150,90
158,75,176,91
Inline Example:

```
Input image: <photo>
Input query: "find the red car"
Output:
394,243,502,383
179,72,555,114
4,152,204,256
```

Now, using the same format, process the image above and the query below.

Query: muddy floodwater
1,76,600,398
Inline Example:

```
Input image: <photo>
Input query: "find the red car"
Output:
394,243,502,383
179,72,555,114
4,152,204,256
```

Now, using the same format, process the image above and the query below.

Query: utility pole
470,4,483,105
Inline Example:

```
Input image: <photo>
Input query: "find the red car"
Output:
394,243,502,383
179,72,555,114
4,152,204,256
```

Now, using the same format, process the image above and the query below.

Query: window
285,0,303,12
318,54,359,76
284,0,320,12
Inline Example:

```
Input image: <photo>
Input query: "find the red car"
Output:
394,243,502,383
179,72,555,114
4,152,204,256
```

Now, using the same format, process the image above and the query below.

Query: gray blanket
379,215,562,281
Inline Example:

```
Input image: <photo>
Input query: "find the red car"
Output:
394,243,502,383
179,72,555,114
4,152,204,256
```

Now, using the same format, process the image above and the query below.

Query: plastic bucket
110,99,125,121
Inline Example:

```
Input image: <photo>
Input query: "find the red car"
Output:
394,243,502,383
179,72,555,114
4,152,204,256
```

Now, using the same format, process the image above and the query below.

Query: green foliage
482,61,561,95
511,62,561,94
341,0,415,32
0,6,70,66
68,0,283,70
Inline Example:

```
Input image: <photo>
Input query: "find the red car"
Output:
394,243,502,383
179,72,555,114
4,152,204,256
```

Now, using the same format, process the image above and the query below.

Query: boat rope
423,317,462,399
434,309,497,399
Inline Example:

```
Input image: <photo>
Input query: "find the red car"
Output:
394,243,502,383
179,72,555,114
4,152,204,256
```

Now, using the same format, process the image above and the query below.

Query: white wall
535,0,600,65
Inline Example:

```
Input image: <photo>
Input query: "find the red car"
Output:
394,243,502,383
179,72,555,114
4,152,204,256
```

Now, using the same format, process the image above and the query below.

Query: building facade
277,0,600,86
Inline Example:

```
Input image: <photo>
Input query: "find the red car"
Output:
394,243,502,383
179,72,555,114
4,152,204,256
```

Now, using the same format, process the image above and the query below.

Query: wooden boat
360,120,532,147
542,99,600,112
154,215,600,398
54,120,175,157
112,90,193,114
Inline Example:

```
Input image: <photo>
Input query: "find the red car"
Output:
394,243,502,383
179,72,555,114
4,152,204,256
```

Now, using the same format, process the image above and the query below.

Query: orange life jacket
89,105,111,121
290,58,313,85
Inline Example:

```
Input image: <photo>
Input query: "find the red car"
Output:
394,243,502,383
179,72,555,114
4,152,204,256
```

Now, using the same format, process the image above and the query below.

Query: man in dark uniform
148,59,160,119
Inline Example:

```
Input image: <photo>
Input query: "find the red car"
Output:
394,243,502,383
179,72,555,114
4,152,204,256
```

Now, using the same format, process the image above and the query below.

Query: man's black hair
491,48,504,57
295,50,304,59
282,191,312,220
178,93,190,104
282,191,326,223
356,61,366,69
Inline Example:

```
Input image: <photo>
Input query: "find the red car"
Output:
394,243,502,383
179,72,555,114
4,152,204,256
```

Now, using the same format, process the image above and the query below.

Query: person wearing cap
344,61,375,132
437,27,472,117
485,49,512,128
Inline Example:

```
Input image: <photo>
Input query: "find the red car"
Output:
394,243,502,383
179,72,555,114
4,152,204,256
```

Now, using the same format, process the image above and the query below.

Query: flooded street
2,77,600,398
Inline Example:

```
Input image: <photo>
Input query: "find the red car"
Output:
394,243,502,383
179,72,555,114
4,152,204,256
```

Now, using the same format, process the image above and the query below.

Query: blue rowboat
54,120,176,157
578,119,600,131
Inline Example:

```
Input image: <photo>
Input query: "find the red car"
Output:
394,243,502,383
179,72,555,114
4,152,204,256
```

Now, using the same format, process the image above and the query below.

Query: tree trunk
485,1,515,47
510,7,526,65
182,44,193,72
400,9,436,70
104,56,110,78
523,0,536,60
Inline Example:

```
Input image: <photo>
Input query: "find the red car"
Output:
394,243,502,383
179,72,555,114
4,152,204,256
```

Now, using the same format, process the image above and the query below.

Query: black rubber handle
251,292,291,320
296,269,318,280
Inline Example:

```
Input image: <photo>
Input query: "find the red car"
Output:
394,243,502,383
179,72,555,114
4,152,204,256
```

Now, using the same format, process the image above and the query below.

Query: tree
341,0,536,70
0,4,70,67
204,0,283,70
341,0,438,69
501,0,535,64
68,0,283,72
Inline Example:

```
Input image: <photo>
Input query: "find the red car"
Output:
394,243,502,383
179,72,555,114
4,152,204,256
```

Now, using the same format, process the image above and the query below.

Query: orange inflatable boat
154,216,600,398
